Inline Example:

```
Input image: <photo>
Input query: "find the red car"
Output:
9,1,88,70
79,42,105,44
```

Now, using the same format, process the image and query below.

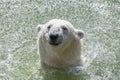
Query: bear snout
49,33,63,46
50,33,59,41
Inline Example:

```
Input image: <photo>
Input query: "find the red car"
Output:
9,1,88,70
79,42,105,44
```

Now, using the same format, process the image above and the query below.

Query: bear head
36,19,84,47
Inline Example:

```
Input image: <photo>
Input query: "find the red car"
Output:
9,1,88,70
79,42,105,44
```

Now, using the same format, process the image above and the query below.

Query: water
0,0,120,80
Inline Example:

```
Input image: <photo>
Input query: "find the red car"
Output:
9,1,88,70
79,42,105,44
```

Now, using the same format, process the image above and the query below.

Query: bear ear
75,29,84,39
36,24,43,33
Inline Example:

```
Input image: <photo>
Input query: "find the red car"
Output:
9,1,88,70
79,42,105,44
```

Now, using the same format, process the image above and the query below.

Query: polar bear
36,19,84,69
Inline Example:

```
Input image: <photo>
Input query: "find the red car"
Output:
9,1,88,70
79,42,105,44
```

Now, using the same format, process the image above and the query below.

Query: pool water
0,0,120,80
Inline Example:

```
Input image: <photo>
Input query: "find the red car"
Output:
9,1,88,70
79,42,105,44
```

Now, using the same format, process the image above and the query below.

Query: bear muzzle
49,33,63,46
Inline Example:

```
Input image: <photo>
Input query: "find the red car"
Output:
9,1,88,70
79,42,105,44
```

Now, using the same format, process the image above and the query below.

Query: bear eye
47,25,52,30
62,26,67,31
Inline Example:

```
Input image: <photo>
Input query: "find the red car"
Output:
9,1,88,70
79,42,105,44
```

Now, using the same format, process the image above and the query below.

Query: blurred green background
0,0,120,80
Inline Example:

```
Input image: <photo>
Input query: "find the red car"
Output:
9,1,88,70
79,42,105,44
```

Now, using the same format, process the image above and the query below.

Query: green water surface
0,0,120,80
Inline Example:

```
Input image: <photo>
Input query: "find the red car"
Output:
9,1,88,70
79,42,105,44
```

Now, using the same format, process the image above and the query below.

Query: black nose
50,34,59,41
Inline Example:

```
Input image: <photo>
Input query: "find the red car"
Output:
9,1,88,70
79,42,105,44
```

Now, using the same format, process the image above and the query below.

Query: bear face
45,24,70,46
36,19,84,69
37,19,84,46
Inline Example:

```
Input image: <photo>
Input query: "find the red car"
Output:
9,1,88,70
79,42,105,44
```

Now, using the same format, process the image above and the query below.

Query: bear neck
40,36,81,67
